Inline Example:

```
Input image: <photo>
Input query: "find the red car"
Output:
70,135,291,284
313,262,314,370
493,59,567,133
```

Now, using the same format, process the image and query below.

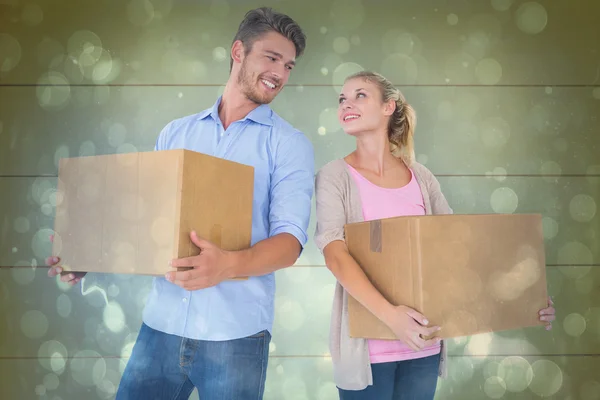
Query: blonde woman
313,71,555,399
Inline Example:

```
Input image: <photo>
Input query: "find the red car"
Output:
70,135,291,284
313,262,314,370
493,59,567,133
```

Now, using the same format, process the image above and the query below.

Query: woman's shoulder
316,158,349,180
410,161,437,182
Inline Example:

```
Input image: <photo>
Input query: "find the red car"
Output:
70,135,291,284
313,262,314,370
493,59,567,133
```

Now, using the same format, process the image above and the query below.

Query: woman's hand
382,305,441,351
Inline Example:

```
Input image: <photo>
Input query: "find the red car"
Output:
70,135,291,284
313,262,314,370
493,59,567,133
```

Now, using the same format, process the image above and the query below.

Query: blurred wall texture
0,0,599,399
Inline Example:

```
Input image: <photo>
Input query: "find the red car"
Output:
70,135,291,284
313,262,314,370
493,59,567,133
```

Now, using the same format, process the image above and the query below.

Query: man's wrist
224,249,250,279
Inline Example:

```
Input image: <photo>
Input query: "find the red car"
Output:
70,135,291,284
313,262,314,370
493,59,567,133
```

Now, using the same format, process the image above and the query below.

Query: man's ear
231,40,245,65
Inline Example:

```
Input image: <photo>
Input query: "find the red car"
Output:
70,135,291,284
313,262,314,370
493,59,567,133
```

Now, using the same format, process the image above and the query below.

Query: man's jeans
115,323,271,400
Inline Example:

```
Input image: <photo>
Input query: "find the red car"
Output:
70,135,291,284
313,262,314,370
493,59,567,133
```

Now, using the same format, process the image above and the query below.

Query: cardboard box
345,214,548,339
52,149,254,277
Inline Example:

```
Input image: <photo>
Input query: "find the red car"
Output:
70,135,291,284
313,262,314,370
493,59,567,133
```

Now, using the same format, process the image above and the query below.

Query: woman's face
337,78,394,137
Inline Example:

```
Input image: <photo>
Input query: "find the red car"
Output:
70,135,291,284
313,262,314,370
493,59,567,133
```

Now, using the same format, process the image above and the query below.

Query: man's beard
237,59,275,105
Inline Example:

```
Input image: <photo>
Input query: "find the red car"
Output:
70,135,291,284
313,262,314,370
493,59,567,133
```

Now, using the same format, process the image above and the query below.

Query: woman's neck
347,132,401,176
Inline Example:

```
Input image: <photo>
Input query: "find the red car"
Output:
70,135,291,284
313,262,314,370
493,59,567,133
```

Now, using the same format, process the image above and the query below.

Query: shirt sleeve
153,122,172,151
268,132,315,248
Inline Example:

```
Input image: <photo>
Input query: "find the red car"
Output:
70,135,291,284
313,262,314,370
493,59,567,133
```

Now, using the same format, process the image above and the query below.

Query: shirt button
182,298,187,303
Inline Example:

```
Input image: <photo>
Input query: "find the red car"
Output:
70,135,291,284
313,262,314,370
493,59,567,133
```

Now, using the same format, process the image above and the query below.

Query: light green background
1,0,599,399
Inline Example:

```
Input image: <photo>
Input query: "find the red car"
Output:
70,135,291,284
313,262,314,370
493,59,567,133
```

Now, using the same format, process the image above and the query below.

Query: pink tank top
347,163,441,364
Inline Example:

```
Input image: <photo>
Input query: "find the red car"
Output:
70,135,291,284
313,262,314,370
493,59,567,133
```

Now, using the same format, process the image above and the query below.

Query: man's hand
165,231,237,291
46,256,87,285
46,234,86,286
539,296,556,331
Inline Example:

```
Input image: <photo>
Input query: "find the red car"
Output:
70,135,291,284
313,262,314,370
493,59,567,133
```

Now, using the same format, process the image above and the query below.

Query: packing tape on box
370,220,382,253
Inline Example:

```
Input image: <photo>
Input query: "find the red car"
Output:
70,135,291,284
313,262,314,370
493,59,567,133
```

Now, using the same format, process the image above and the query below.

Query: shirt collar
197,96,273,127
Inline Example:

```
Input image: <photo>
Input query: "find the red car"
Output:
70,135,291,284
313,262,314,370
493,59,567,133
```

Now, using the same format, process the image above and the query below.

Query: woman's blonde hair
345,71,416,165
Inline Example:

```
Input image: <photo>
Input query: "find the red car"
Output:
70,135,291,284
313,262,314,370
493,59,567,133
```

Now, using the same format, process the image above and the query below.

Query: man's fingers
46,256,60,266
167,269,214,291
167,270,189,282
169,256,199,269
171,278,190,289
540,314,556,322
166,264,212,282
166,267,201,283
173,280,195,291
48,266,62,277
171,277,211,291
60,273,75,283
539,307,555,316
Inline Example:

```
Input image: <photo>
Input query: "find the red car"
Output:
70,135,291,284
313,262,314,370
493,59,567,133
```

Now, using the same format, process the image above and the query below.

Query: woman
313,70,556,399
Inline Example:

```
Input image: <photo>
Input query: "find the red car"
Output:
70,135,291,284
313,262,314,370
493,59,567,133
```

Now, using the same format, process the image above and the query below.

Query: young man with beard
46,7,314,400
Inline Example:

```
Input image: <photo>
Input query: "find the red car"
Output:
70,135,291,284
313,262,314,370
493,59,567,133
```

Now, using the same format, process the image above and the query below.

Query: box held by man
52,149,254,278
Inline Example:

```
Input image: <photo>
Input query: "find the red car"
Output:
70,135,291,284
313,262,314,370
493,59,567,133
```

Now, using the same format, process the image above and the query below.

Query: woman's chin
342,127,365,138
341,125,359,136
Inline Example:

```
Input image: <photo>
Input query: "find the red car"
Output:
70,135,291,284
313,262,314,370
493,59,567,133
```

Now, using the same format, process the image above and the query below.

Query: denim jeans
115,323,271,400
338,352,441,400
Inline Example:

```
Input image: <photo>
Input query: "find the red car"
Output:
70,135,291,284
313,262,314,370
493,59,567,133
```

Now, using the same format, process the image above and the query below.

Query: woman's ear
383,99,396,117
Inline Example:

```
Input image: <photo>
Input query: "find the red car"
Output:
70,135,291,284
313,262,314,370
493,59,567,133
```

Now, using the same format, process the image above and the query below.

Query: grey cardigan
313,158,453,391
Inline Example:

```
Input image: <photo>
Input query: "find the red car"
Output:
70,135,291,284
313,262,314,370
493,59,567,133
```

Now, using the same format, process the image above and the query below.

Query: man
46,7,314,399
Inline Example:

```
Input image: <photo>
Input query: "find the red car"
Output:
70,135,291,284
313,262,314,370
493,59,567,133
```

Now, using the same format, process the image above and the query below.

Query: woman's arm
315,168,440,350
424,167,453,215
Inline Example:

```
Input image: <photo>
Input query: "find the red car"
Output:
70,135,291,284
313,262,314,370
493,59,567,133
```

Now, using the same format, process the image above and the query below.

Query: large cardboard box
345,214,548,339
51,149,254,276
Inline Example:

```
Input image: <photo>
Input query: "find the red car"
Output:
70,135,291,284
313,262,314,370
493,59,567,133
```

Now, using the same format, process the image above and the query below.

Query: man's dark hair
230,7,306,70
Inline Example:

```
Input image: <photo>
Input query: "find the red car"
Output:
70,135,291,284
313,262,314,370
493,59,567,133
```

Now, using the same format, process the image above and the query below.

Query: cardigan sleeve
412,161,453,215
425,169,453,215
313,166,348,253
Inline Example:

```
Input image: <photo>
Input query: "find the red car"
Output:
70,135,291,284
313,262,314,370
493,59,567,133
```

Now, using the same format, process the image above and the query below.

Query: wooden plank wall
1,0,598,398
